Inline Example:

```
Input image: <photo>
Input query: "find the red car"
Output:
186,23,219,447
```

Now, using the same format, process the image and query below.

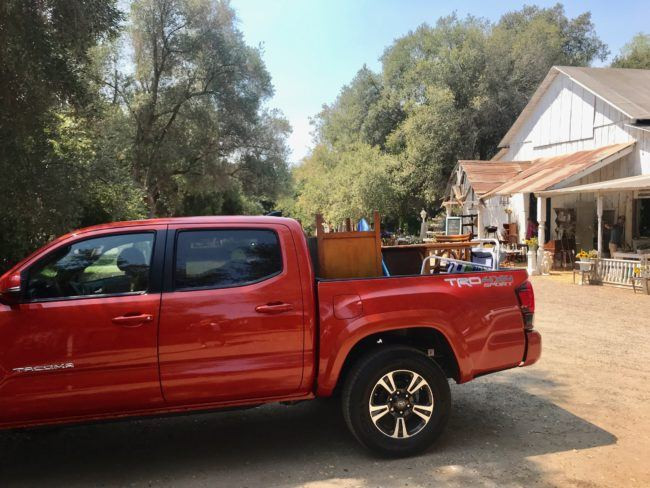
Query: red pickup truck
0,216,540,456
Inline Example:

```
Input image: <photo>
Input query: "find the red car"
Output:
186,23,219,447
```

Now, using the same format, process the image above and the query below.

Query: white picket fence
592,258,637,287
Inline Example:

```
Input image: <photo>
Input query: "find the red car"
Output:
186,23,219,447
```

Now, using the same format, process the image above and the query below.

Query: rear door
158,223,305,404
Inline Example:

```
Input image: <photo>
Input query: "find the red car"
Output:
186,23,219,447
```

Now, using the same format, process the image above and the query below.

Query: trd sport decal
444,275,514,288
12,363,74,373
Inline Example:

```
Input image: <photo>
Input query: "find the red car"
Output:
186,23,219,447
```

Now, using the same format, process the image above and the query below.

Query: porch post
476,202,483,239
537,196,546,273
536,196,546,245
625,192,634,247
597,194,603,257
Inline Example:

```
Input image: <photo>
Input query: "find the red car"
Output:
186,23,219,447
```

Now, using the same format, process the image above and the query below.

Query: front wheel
341,346,451,457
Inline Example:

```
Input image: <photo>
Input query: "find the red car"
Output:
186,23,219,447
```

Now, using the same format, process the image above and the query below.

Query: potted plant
575,249,598,271
524,237,538,275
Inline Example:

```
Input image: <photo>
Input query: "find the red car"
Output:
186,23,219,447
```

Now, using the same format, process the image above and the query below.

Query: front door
0,229,165,424
576,201,596,251
159,224,305,404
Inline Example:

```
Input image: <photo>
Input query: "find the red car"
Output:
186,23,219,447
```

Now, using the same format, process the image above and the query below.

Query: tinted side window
175,229,283,290
26,233,154,300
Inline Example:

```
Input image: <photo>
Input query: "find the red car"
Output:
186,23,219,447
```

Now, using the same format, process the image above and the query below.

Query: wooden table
502,244,527,264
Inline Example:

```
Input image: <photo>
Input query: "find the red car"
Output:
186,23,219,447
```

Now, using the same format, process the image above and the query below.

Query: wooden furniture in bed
315,212,383,279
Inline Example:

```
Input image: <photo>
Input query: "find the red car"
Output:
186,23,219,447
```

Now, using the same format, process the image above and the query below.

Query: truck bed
314,268,532,396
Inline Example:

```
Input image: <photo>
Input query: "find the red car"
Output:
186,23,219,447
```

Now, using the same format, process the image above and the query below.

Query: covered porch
480,143,636,250
537,174,650,288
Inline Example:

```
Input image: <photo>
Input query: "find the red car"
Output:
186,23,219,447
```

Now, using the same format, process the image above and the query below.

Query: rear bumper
521,330,542,367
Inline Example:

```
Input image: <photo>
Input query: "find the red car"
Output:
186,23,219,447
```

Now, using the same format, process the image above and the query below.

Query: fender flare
316,311,474,396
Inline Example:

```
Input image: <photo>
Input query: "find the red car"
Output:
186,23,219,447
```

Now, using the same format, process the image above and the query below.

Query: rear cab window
174,229,283,290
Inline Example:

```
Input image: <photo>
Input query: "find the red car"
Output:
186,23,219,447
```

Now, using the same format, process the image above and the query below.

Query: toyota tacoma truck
0,216,540,456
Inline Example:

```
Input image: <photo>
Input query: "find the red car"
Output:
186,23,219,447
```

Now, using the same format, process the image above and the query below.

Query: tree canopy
0,0,291,271
290,4,610,231
119,0,290,217
611,33,650,69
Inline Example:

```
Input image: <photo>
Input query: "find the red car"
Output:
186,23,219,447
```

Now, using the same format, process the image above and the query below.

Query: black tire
341,346,451,457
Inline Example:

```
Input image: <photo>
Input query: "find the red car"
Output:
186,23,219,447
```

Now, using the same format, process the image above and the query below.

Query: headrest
117,247,147,273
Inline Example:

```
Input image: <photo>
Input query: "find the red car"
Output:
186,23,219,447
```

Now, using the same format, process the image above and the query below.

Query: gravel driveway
1,276,648,487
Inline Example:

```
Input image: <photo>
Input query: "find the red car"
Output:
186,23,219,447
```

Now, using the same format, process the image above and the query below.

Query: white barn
446,66,650,257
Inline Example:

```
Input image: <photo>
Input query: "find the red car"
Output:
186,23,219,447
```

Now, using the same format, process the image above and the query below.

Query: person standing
525,217,539,240
606,215,625,256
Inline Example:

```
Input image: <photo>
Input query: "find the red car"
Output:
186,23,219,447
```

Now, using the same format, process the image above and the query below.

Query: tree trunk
146,191,157,218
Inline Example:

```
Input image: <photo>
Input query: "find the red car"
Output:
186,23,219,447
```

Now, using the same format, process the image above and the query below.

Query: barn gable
499,67,650,167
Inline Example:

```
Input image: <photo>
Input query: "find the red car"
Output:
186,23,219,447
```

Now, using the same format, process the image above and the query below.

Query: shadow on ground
0,380,616,487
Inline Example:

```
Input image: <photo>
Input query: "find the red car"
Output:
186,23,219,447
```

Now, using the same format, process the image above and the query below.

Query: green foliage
314,66,400,149
289,143,400,231
612,33,650,69
0,0,292,271
119,0,289,217
0,0,123,270
293,4,609,228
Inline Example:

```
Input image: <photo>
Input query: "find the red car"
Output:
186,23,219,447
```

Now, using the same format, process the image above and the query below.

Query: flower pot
579,261,592,271
527,250,538,275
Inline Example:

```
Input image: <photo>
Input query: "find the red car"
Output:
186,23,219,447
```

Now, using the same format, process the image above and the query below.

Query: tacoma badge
13,363,74,373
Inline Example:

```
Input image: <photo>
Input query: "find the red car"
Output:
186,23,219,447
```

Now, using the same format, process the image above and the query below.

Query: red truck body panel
315,270,530,396
0,216,539,430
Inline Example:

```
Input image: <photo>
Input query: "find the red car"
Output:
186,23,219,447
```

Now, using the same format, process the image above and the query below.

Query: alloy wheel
368,369,434,438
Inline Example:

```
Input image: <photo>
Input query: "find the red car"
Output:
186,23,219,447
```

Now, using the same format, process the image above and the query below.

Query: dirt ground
0,276,649,487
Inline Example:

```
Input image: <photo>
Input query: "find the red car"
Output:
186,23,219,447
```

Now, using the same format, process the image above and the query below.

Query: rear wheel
341,346,451,457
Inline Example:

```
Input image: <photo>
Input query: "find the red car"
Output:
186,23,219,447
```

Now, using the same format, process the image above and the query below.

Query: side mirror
0,272,22,306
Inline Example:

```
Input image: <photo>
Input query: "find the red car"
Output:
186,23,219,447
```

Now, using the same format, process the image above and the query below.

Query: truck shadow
0,381,616,487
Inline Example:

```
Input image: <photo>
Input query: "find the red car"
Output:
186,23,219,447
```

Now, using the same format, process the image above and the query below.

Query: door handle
112,314,153,326
255,302,294,314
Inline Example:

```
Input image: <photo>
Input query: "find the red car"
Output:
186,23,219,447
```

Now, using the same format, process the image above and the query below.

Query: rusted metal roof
458,161,532,197
483,142,635,198
499,66,650,148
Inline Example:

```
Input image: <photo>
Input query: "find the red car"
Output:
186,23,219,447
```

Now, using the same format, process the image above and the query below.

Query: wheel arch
317,325,468,397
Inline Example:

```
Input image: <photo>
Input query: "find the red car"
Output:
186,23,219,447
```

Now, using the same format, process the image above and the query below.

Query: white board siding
594,97,627,128
502,73,629,162
507,121,638,162
479,194,526,241
511,75,596,150
631,126,650,174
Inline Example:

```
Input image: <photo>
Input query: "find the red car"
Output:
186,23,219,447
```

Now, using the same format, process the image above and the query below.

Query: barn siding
471,72,650,248
502,73,647,173
502,73,649,248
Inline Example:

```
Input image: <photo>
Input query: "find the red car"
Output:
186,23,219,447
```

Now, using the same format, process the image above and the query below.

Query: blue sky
230,0,649,162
